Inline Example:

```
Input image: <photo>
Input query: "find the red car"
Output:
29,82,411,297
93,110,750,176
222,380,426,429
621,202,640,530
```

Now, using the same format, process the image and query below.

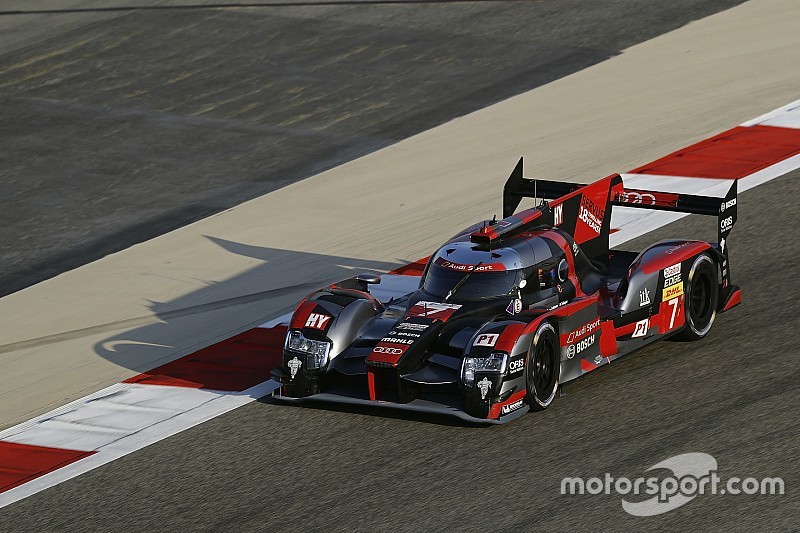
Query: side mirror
356,273,381,292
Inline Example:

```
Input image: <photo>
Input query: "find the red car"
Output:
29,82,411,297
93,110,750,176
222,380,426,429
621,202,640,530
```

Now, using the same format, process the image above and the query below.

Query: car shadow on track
256,395,488,428
91,235,419,393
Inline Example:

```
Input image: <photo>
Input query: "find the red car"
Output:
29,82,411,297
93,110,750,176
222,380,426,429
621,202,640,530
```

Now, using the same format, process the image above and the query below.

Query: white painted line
0,380,279,508
611,153,800,247
741,98,800,127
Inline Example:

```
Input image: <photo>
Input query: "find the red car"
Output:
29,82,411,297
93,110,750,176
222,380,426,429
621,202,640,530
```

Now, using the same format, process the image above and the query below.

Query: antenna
534,178,537,207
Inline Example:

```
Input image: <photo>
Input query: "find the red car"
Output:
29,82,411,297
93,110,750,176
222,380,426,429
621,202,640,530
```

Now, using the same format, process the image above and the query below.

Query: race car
270,158,741,423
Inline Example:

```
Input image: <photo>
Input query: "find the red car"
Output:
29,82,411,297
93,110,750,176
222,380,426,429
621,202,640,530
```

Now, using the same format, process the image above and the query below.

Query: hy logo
287,356,302,379
553,203,564,226
477,377,491,399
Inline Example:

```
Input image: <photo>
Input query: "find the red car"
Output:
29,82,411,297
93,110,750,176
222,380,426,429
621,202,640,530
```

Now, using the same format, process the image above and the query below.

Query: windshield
422,264,523,300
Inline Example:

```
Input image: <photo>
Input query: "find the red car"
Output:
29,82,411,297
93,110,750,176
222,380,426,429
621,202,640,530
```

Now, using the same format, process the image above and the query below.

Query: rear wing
498,158,738,293
611,179,737,256
611,178,738,296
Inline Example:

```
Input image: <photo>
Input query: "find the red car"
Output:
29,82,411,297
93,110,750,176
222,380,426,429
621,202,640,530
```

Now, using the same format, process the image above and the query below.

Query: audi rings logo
619,191,656,205
373,346,403,355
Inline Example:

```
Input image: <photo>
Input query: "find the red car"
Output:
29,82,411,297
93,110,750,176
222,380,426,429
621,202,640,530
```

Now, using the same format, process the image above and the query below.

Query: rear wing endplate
502,158,582,218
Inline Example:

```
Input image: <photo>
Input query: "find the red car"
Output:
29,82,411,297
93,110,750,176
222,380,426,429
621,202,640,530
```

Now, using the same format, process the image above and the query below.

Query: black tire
678,254,718,340
526,322,560,411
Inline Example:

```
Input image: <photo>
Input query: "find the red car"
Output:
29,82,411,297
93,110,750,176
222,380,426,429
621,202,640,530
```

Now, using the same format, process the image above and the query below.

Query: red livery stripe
494,323,525,353
630,125,800,179
388,257,429,276
641,241,710,275
124,326,286,391
488,390,527,419
0,442,95,494
290,300,319,330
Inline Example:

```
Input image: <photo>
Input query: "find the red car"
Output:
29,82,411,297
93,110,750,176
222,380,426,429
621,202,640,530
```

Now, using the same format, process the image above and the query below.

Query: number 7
668,298,680,330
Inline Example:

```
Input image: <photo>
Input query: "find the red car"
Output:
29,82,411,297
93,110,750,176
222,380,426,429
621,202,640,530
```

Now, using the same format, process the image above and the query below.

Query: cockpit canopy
421,242,525,301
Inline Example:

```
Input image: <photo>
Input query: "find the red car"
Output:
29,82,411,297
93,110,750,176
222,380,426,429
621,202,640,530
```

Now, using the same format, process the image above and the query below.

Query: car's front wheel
526,321,560,411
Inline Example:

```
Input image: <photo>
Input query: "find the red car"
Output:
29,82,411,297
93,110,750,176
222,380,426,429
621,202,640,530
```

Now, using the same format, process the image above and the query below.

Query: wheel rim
690,272,712,323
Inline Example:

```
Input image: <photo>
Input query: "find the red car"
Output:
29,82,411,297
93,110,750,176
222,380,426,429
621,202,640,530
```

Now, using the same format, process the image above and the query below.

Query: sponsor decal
619,191,657,205
506,298,523,315
665,242,691,255
663,283,684,301
632,318,649,338
573,334,595,355
380,336,416,345
373,346,404,355
389,331,420,338
501,399,524,415
548,300,569,311
720,216,733,232
305,313,331,330
721,198,737,212
639,288,651,307
473,333,499,347
435,258,506,272
508,357,525,374
395,322,429,332
664,274,681,288
287,356,302,379
663,263,681,278
579,195,605,235
720,238,726,254
496,220,512,228
566,318,601,344
593,355,603,365
407,301,462,320
567,344,576,359
573,242,579,255
554,203,564,226
477,377,491,400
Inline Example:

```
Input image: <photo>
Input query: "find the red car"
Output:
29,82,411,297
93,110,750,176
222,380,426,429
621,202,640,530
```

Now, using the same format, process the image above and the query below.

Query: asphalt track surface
0,0,747,297
5,170,799,530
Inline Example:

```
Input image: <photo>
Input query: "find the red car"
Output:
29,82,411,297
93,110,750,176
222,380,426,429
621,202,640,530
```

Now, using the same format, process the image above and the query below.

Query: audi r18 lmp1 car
270,158,741,423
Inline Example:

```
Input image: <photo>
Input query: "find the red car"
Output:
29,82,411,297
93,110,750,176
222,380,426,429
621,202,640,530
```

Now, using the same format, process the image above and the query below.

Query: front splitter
272,391,530,425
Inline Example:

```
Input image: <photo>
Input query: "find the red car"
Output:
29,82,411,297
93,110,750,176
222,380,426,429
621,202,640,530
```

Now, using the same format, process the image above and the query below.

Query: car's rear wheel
679,253,718,340
526,322,560,411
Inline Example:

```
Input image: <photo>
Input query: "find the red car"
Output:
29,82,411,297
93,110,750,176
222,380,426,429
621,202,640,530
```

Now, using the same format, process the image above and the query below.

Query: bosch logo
373,346,403,355
720,198,736,212
574,334,595,354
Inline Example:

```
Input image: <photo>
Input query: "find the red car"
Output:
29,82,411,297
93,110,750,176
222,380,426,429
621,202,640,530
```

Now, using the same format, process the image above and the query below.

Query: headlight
285,330,331,369
461,352,508,387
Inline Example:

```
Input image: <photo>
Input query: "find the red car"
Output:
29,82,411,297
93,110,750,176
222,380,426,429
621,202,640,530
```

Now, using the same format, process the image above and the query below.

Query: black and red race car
270,158,741,423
